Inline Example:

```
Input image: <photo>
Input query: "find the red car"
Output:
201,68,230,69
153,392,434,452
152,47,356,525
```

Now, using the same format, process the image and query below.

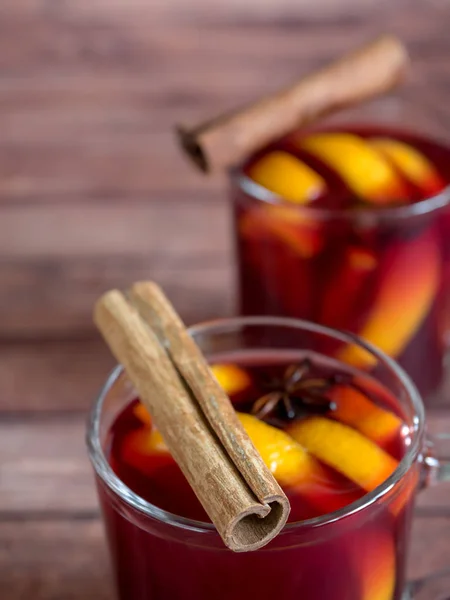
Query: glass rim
231,168,450,221
86,315,425,535
229,124,450,221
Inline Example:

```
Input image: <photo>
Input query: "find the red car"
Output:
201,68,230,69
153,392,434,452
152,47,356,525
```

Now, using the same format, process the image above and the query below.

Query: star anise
251,359,339,426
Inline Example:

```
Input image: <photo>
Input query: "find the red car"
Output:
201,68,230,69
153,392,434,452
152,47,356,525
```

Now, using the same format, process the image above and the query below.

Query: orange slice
237,413,317,487
131,403,169,456
248,150,326,204
121,426,171,476
328,384,402,445
239,204,323,258
133,401,152,427
388,466,419,517
319,246,378,329
288,416,398,492
347,247,378,271
371,137,446,197
125,427,167,455
131,404,316,487
210,364,251,396
338,229,440,365
299,133,407,203
358,528,396,600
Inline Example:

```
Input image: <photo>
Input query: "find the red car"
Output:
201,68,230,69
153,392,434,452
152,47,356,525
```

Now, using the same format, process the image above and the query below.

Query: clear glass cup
230,125,450,402
87,316,450,600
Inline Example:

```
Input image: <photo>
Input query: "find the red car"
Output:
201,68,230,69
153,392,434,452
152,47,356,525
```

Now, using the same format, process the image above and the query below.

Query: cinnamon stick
94,284,290,552
177,35,409,173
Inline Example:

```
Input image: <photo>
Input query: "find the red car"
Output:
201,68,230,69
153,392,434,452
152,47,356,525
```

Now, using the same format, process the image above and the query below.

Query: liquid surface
107,354,408,523
244,126,448,209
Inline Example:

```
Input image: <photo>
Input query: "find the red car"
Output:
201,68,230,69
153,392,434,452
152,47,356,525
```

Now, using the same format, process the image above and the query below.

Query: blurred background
1,0,449,406
2,1,450,598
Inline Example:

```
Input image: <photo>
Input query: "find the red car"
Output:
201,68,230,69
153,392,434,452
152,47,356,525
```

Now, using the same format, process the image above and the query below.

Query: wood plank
0,15,445,105
0,515,448,599
0,260,232,337
0,259,233,337
0,519,112,600
0,202,229,258
3,88,439,150
0,140,219,199
0,22,385,201
0,18,416,79
0,6,446,79
0,415,98,512
0,201,233,337
0,9,447,201
0,90,447,201
0,339,114,412
1,412,449,512
408,516,450,581
0,0,445,30
0,18,388,89
0,0,385,23
416,409,450,511
0,91,446,337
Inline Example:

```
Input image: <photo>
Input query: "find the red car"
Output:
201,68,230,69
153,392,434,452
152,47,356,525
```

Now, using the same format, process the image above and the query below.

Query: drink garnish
288,416,398,492
251,359,338,425
176,36,408,173
94,281,290,552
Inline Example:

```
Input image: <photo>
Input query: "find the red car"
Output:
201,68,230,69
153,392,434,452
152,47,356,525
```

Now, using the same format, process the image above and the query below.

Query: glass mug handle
405,433,450,600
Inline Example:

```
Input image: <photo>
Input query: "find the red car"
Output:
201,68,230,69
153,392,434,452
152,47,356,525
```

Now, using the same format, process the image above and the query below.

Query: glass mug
230,125,450,401
87,317,450,600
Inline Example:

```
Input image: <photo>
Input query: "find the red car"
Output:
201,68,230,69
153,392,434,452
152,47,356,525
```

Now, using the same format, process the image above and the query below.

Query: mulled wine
233,126,450,399
100,350,416,600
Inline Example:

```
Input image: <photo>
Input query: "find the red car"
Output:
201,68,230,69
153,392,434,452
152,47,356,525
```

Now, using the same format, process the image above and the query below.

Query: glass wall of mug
88,316,450,600
230,127,450,401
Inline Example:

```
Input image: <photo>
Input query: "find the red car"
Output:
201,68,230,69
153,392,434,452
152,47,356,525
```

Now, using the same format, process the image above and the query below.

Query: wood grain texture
0,257,233,337
0,200,233,337
0,0,389,21
0,520,112,600
408,516,450,580
0,1,449,336
0,339,114,411
0,4,447,200
0,415,97,513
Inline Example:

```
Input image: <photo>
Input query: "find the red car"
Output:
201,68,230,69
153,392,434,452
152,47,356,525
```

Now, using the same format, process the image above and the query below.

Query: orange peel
320,246,378,329
371,137,445,197
239,204,323,258
121,427,171,476
237,413,317,487
328,384,402,445
299,132,407,203
210,364,252,396
131,403,317,488
338,229,440,365
358,528,396,600
388,466,419,518
133,401,153,427
248,150,326,204
288,416,398,492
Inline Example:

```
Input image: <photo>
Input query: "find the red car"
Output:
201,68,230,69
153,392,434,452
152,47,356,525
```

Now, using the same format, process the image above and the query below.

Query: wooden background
1,0,450,598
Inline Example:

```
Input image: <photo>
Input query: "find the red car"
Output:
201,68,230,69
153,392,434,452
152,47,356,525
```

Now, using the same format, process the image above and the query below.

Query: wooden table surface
1,1,450,598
